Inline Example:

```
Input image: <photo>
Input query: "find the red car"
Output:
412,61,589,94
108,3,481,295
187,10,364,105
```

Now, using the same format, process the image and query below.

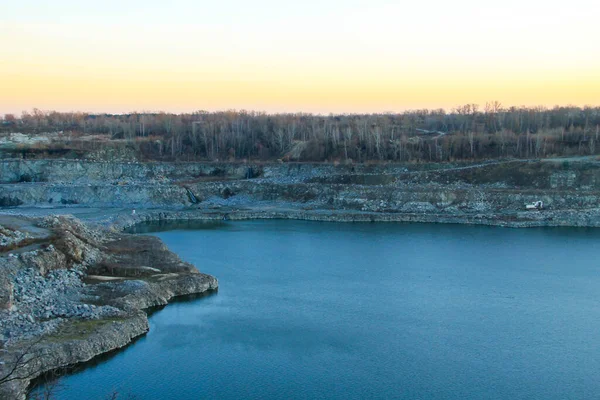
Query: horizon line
4,103,600,118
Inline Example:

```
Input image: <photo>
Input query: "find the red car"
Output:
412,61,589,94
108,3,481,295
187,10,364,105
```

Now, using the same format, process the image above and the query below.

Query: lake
35,221,600,399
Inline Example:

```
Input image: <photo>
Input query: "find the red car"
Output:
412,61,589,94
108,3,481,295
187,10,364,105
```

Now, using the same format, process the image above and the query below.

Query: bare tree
0,339,44,388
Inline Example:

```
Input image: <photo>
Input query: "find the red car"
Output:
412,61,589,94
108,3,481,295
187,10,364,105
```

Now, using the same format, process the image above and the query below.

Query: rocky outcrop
0,226,32,251
0,159,255,184
0,313,149,399
0,216,217,399
1,159,600,228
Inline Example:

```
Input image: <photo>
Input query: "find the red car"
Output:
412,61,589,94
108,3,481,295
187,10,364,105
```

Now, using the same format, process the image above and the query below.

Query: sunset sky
1,0,599,115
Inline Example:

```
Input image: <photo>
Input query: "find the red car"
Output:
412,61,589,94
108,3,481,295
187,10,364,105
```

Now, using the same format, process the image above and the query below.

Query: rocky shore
115,206,600,230
0,215,217,399
1,157,600,398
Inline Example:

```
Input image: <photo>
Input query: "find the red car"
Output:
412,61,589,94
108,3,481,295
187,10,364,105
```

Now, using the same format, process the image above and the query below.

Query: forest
2,104,600,162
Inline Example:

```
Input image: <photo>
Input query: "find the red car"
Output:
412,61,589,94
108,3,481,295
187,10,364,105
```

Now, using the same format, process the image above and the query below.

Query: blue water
38,221,600,399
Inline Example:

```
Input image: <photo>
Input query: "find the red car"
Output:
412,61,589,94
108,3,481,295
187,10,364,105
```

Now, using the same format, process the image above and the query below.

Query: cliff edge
0,215,218,399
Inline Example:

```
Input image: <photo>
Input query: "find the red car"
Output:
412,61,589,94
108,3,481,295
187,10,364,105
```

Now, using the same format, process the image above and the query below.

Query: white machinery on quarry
526,200,544,211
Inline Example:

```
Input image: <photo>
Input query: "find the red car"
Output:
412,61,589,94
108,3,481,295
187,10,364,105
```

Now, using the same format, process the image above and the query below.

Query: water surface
39,221,600,399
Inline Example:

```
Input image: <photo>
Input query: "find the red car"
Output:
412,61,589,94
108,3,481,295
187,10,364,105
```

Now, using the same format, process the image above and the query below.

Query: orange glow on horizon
2,0,599,115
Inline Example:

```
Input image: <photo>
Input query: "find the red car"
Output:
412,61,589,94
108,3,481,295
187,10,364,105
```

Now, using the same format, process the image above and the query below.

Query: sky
1,0,599,115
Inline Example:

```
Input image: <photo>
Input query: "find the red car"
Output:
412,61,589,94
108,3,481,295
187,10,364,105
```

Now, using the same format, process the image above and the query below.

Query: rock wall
1,159,600,227
0,159,255,184
3,158,599,188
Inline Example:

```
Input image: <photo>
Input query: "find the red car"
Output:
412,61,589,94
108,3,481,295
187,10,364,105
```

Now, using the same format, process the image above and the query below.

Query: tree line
2,104,600,162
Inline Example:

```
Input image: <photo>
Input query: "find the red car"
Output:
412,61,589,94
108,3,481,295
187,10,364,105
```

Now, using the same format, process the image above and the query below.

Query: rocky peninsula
0,215,217,399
